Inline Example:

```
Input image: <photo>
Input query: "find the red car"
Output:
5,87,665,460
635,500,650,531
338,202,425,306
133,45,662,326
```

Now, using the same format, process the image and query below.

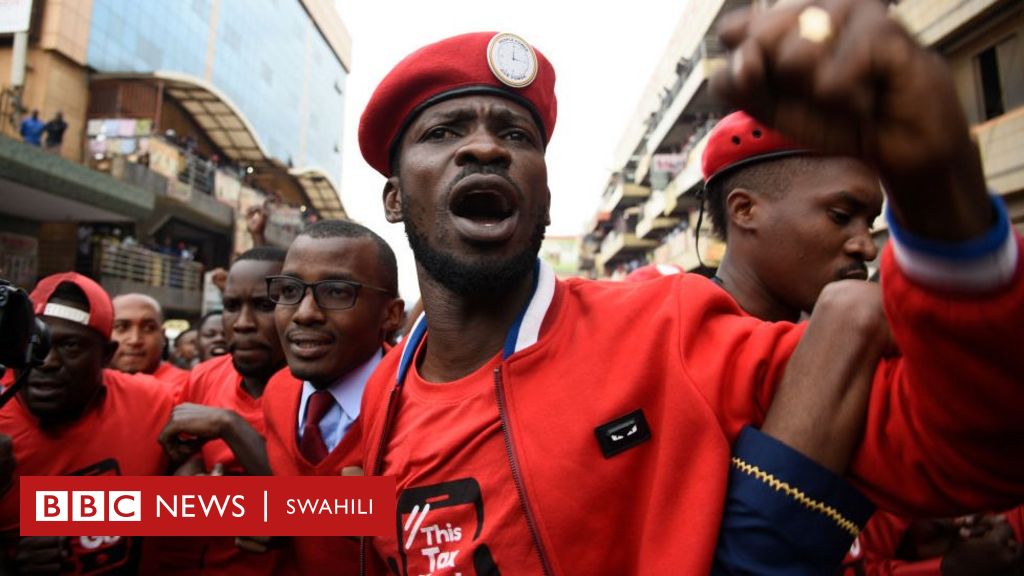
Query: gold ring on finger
799,6,833,44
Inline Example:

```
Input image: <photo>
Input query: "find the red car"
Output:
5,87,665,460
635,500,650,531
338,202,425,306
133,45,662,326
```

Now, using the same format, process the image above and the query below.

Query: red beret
359,32,558,177
701,111,807,184
30,272,113,340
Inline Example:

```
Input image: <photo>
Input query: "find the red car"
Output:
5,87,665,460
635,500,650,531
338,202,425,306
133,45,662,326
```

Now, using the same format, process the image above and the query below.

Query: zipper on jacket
361,387,401,576
494,367,554,576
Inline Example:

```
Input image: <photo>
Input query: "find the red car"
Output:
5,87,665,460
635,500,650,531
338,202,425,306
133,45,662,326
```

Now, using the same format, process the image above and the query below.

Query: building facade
0,0,352,316
581,0,1024,279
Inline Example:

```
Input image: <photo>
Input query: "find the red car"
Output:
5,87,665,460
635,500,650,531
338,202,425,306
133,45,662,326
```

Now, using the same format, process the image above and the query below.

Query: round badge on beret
487,33,538,88
359,31,557,177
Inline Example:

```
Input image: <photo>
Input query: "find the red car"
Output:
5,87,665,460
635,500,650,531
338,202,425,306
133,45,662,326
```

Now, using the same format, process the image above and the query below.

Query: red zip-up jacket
361,238,1024,576
263,366,388,575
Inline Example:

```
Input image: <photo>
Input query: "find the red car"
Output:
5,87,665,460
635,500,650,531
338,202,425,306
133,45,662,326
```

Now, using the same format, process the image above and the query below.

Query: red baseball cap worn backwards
359,31,558,177
30,272,113,340
701,111,808,185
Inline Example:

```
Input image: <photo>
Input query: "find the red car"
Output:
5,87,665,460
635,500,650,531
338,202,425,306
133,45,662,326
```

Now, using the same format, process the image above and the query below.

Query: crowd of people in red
1,1,1022,574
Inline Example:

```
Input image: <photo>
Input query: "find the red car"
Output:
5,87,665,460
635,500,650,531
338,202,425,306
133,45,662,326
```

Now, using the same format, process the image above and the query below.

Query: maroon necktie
299,390,335,464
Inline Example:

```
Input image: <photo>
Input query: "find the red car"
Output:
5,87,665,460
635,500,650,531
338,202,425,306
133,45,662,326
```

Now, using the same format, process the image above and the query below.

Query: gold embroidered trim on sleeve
731,456,862,537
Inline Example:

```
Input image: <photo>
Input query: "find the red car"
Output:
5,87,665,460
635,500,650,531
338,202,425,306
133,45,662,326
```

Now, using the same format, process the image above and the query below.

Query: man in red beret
356,2,1024,572
699,113,1024,575
0,273,176,574
699,110,883,323
691,111,888,573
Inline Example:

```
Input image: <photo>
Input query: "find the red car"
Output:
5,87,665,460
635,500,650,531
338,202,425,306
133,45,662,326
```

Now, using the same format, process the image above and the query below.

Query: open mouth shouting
449,173,520,243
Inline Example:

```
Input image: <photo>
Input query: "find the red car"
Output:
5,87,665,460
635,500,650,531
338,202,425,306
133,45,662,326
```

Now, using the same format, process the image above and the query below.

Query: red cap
624,264,684,283
359,32,558,177
29,272,113,340
701,111,807,184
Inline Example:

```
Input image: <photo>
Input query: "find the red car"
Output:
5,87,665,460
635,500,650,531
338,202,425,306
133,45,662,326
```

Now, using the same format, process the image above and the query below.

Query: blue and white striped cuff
887,195,1019,292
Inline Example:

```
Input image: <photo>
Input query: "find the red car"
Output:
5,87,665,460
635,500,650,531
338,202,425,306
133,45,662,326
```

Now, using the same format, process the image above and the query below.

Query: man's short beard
231,355,279,385
402,192,547,298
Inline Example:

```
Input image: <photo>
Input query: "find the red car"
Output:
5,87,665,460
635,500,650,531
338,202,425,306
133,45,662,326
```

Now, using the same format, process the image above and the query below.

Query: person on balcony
43,111,67,152
18,110,44,147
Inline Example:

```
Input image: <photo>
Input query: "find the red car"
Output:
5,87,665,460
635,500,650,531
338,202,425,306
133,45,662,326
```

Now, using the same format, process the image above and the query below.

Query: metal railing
178,152,216,196
96,239,202,290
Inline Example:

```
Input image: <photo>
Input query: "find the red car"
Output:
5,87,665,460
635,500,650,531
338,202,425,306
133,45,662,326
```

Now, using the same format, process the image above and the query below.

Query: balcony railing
600,181,651,214
107,151,234,229
636,190,681,239
598,228,658,271
662,127,714,216
895,0,1001,47
95,239,204,314
975,106,1024,196
178,153,216,196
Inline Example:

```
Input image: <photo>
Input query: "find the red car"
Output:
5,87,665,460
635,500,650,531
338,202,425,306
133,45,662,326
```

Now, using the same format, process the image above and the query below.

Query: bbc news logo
21,476,394,536
36,491,141,522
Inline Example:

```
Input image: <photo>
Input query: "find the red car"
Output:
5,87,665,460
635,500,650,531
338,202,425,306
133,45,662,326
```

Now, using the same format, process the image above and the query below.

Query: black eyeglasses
265,276,393,311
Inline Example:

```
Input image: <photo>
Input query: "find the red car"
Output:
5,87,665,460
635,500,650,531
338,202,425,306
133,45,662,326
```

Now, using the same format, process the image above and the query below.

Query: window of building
975,34,1023,121
978,46,1004,119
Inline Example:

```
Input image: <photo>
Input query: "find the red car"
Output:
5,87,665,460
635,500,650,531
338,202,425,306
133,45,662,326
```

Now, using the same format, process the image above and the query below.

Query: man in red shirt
110,293,189,388
699,110,882,323
261,219,403,574
0,273,175,575
354,2,1024,572
691,114,1022,574
148,246,290,575
683,112,888,572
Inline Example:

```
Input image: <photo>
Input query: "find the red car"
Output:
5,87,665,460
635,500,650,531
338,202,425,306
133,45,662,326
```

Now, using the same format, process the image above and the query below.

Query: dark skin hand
232,466,363,554
760,280,892,474
210,268,228,293
941,514,1023,576
234,535,276,555
13,536,70,575
902,517,960,561
172,455,207,477
0,434,13,495
711,0,992,242
158,403,271,476
171,457,225,477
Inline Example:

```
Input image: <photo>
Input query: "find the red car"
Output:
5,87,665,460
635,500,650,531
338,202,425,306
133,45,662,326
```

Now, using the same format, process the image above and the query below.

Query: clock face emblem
487,32,538,88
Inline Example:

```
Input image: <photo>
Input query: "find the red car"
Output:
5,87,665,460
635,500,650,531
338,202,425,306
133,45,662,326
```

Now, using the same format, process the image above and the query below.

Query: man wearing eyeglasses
260,219,403,573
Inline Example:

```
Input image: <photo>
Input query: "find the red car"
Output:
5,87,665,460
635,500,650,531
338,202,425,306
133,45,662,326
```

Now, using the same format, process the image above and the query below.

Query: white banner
0,0,32,34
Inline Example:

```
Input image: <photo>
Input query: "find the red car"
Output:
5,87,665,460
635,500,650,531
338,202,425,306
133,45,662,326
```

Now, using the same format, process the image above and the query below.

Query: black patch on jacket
595,409,651,458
